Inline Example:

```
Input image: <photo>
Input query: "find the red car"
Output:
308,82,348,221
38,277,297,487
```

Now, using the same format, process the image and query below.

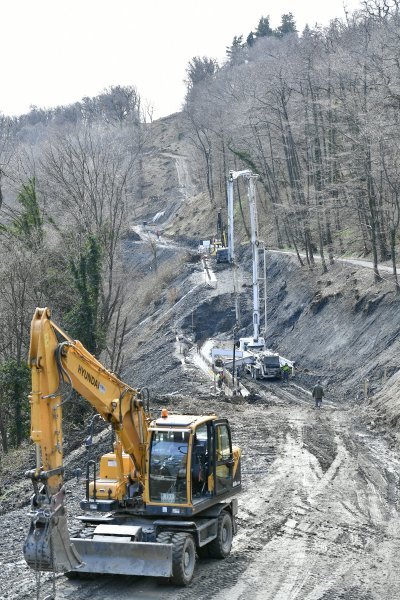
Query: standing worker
217,372,223,389
281,363,290,383
312,381,324,408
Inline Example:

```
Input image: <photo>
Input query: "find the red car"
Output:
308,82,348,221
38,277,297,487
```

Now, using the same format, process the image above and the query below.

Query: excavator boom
24,307,148,572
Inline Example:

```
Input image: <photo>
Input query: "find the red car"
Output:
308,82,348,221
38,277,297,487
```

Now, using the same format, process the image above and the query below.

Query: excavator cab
145,414,241,516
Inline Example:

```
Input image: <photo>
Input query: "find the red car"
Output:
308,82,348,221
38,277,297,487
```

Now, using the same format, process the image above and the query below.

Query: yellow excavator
23,308,241,585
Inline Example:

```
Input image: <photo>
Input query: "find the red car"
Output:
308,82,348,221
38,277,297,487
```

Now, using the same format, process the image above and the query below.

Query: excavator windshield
149,430,189,504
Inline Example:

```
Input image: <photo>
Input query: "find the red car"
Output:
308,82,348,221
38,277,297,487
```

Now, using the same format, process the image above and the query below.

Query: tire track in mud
263,407,392,599
191,389,400,600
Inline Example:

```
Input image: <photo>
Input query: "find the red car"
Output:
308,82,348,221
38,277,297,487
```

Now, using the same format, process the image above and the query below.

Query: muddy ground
4,236,400,600
4,380,400,600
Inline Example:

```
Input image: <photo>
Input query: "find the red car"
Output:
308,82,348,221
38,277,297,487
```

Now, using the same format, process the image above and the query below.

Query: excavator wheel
65,571,97,580
208,511,233,559
156,530,174,544
171,532,196,586
156,531,174,585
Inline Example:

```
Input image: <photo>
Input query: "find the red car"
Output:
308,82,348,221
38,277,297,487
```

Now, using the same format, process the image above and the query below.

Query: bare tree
41,125,139,331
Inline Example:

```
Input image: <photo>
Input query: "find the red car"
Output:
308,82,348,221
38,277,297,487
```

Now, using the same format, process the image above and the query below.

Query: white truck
238,337,282,380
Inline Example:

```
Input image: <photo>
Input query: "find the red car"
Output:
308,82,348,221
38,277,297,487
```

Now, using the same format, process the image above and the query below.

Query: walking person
312,381,324,408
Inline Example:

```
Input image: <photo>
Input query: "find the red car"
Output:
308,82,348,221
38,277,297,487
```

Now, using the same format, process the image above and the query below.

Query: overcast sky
2,0,362,119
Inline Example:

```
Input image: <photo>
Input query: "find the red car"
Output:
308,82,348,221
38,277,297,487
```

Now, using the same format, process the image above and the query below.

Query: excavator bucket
69,537,173,578
23,512,82,572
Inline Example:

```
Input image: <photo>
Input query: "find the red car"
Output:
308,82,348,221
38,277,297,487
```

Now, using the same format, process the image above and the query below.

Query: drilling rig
227,170,283,380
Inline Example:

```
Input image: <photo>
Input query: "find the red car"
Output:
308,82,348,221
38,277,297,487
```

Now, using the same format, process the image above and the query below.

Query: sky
1,0,362,120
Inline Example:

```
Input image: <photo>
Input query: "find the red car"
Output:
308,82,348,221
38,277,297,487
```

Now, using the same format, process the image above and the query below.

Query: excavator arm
24,307,148,572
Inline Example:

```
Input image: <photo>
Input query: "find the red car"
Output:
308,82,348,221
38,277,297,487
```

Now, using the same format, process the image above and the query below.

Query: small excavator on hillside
23,308,241,586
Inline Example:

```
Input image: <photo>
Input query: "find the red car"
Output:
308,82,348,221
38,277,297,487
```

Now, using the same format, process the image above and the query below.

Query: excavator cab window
214,421,233,496
191,423,213,501
149,430,189,504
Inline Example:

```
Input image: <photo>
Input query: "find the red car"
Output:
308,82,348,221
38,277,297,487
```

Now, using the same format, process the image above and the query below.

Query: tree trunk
390,227,400,293
284,220,304,267
0,410,8,453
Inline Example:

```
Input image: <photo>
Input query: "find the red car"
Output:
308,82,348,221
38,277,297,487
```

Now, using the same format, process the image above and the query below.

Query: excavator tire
65,571,97,580
156,531,174,544
208,511,233,559
171,532,196,586
156,531,174,585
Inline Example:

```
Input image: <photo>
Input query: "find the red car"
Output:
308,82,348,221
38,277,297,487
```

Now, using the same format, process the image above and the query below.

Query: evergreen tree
276,13,297,37
255,16,273,38
0,360,30,450
65,235,105,355
226,35,245,65
9,178,43,249
246,31,255,47
185,56,219,89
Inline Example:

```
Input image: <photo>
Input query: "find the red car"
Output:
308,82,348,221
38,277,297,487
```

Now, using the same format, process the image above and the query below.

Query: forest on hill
184,1,400,284
0,85,150,452
0,0,399,455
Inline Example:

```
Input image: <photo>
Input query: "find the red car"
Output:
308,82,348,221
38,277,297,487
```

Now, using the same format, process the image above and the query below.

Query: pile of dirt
369,370,400,432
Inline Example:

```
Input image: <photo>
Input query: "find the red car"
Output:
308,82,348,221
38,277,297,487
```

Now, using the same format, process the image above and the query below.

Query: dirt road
269,248,398,276
7,381,400,600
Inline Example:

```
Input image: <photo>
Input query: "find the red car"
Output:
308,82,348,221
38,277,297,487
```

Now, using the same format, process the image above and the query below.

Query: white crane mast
227,169,267,347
